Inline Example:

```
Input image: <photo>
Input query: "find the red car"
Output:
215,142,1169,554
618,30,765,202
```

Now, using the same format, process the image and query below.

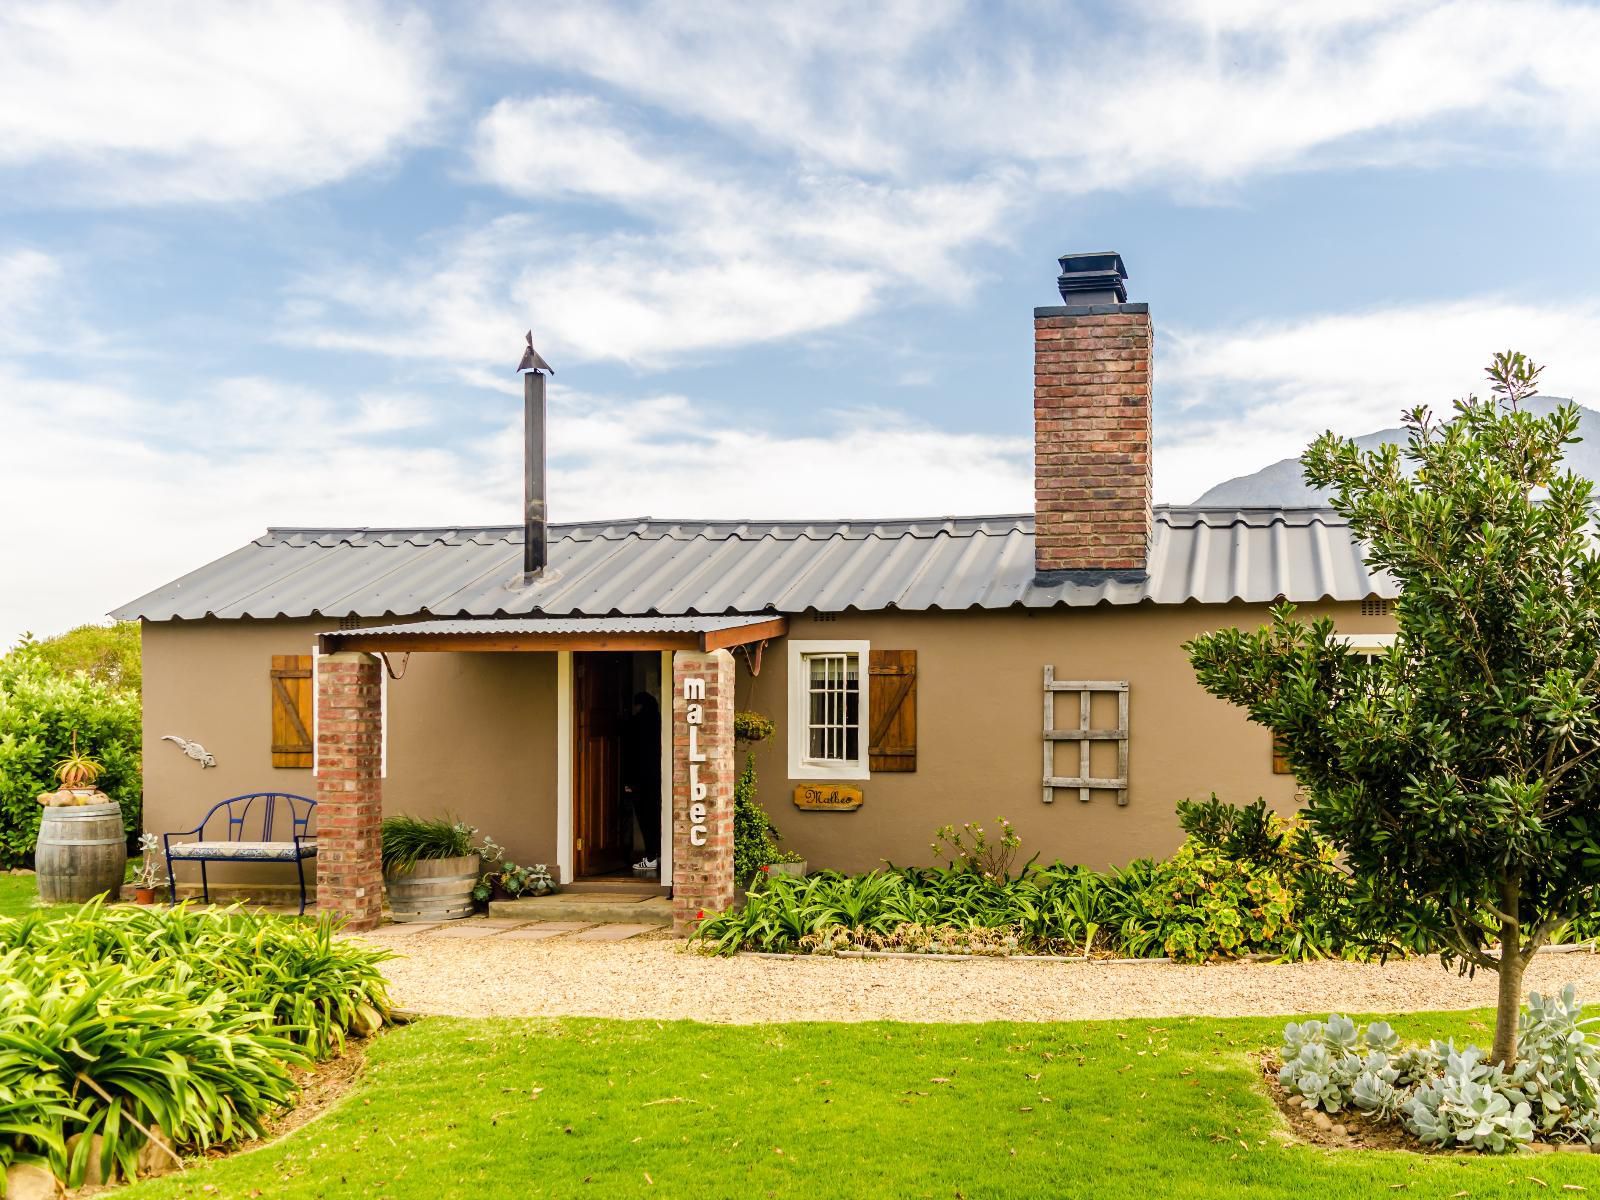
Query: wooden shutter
868,649,917,772
271,654,314,768
1271,734,1292,776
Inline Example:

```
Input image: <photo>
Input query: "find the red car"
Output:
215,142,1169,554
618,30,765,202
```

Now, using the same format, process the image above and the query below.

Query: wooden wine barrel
384,854,480,922
36,801,127,904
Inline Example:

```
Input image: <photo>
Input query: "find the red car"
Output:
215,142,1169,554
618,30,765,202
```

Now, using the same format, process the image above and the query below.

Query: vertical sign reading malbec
683,676,709,846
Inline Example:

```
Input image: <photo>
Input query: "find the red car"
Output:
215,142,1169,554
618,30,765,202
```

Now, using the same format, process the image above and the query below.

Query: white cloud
473,0,1600,185
471,95,719,208
1155,299,1600,502
0,364,1027,647
0,249,64,352
292,92,1017,367
541,393,1029,522
292,1,1600,373
0,0,444,204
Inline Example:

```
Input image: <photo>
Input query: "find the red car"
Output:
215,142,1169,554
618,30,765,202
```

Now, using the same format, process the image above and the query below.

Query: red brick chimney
1033,252,1153,578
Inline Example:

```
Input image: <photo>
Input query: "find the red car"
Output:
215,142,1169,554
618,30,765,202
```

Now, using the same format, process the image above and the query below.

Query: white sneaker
634,856,659,871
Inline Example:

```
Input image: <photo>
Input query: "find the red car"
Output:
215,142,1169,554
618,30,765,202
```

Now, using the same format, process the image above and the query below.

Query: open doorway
572,651,664,882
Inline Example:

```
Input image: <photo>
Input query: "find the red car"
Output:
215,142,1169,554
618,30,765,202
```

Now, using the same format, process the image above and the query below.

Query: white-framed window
787,640,870,781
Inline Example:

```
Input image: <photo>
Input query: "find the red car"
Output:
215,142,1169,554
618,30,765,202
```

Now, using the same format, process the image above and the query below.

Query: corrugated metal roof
347,615,780,637
111,506,1395,622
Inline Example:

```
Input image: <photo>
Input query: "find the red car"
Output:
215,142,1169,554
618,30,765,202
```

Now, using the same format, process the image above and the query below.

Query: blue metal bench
163,792,317,914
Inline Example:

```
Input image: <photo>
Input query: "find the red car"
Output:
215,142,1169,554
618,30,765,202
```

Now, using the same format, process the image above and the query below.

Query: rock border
733,941,1600,965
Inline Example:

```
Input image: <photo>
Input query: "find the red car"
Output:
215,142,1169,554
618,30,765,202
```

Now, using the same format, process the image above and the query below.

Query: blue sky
6,0,1600,645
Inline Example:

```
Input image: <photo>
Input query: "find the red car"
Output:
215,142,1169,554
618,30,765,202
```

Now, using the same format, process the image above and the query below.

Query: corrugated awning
318,613,788,655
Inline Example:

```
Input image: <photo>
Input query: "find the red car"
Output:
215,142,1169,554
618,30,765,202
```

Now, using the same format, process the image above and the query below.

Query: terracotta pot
134,886,157,904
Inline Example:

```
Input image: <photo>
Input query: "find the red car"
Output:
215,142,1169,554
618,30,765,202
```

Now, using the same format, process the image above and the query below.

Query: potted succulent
473,861,557,904
39,733,110,806
381,815,482,923
132,832,164,903
34,734,127,904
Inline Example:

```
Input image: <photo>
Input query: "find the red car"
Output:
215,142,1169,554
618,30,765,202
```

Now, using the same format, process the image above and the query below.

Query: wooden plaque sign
793,784,863,812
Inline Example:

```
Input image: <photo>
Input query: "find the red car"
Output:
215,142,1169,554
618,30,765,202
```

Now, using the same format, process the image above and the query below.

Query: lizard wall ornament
160,735,216,768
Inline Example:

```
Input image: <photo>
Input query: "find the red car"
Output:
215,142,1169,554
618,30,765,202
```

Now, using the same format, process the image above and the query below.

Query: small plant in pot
37,733,110,807
381,815,482,923
132,832,164,903
473,861,557,903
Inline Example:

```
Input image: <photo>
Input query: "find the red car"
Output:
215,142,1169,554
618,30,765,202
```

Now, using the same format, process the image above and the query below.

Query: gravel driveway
358,924,1600,1024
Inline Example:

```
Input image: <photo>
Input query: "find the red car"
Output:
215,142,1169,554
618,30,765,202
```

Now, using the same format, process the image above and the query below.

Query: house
113,252,1397,931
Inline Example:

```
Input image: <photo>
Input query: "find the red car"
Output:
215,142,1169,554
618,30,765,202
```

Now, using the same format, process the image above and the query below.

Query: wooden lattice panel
1042,669,1128,805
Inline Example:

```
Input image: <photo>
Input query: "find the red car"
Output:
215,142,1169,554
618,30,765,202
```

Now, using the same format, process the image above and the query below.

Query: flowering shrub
1133,842,1298,961
930,818,1023,880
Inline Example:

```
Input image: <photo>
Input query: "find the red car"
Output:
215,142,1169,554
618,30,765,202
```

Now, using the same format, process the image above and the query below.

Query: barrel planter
36,801,127,904
384,854,480,922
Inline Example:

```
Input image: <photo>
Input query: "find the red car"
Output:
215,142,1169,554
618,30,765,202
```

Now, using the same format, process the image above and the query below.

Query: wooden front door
573,652,635,876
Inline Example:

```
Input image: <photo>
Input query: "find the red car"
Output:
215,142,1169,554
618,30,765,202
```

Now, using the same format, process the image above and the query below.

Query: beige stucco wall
141,618,559,883
735,601,1393,875
140,599,1392,886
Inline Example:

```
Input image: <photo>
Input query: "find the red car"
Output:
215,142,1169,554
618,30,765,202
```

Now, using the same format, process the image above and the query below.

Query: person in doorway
621,691,661,871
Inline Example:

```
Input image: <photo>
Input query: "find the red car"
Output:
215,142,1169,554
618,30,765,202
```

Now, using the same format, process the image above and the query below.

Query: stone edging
735,941,1600,965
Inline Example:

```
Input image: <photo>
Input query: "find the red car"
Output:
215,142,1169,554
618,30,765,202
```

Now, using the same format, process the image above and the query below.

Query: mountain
1193,398,1600,507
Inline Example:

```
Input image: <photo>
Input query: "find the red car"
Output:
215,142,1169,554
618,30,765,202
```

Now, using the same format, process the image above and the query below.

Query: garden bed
694,802,1439,963
1263,1054,1443,1153
202,1040,370,1161
0,900,392,1193
1264,1053,1600,1156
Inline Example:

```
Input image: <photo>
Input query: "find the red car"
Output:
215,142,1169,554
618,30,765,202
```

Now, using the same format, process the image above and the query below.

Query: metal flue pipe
517,332,554,579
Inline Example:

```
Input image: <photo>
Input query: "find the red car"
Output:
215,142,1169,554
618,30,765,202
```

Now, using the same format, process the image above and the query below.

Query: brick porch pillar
315,651,384,931
671,649,735,934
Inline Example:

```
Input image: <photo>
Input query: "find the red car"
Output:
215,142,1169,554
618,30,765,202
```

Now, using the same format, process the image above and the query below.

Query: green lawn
0,869,75,919
118,1010,1600,1200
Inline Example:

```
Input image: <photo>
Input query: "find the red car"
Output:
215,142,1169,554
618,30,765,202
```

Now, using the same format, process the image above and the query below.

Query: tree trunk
1491,885,1524,1069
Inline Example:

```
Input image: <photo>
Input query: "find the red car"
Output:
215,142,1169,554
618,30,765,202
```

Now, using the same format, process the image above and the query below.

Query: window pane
802,651,860,764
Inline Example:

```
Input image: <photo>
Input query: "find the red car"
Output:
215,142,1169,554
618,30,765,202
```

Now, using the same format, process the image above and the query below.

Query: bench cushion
168,839,317,862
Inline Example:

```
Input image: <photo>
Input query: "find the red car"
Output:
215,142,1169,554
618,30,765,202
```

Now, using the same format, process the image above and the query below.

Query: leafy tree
7,621,141,692
1186,352,1600,1068
0,648,142,865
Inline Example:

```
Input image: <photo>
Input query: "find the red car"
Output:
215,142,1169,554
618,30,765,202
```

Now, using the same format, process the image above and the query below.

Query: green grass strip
122,1010,1600,1199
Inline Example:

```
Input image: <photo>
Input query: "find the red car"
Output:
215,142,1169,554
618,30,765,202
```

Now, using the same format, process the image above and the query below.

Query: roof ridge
261,505,1347,539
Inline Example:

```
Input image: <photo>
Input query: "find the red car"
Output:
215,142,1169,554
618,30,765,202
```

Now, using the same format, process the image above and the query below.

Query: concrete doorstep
488,891,673,926
380,915,665,943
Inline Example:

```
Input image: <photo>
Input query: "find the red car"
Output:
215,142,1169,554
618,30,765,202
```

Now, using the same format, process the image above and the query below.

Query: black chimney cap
1057,251,1128,305
517,331,554,375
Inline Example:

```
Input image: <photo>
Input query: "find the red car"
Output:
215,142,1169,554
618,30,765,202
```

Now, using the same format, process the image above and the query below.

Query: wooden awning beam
320,615,788,657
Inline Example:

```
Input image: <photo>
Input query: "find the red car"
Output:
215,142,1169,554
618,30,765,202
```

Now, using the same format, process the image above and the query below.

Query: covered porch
312,614,786,932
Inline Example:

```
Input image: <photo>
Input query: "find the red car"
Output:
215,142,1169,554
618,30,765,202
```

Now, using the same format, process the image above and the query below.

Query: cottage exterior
115,253,1397,930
